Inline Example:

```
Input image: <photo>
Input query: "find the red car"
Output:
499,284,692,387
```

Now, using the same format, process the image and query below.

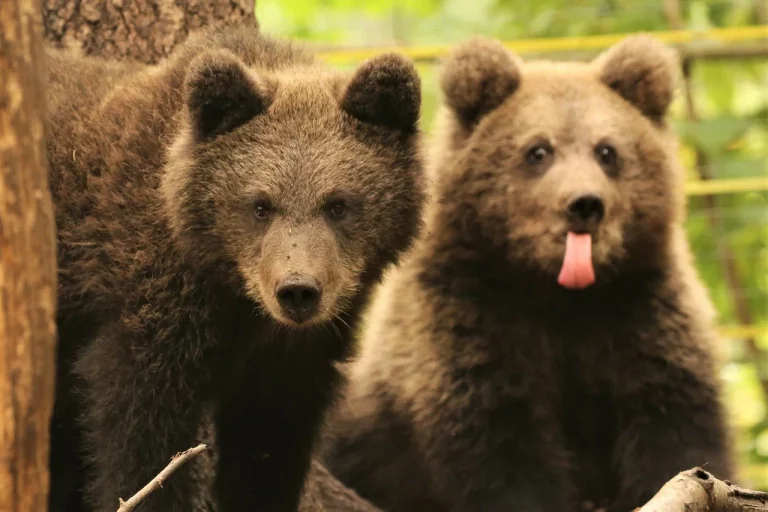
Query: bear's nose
275,275,322,324
567,194,605,223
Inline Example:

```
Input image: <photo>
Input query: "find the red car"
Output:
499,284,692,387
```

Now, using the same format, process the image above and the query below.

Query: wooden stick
638,467,768,512
116,444,208,512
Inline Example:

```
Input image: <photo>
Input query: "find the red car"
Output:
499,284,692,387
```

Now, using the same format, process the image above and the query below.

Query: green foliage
676,118,753,154
257,0,768,490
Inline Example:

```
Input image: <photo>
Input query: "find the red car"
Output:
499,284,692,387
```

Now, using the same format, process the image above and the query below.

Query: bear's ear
340,53,421,130
595,35,678,120
184,50,270,141
440,37,521,127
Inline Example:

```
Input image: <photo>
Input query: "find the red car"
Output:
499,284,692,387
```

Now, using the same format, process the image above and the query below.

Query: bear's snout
565,193,605,232
275,274,323,324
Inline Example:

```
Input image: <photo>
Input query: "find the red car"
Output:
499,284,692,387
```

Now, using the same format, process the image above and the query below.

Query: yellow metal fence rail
720,325,768,340
685,177,768,196
317,25,768,63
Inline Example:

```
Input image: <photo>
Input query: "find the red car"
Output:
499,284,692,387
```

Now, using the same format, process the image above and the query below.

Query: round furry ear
595,35,679,121
340,53,421,130
440,36,521,126
184,49,271,141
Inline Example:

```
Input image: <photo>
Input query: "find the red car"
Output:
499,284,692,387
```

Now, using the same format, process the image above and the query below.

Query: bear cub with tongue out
321,35,734,512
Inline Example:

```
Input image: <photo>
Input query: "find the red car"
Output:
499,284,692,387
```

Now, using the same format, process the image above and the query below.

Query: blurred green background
257,0,768,489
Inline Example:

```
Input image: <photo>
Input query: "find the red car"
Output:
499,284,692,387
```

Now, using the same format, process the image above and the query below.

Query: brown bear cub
321,35,734,512
299,460,385,512
45,22,422,512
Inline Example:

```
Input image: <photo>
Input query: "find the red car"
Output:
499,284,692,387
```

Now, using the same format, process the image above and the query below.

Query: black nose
567,194,605,223
275,275,321,323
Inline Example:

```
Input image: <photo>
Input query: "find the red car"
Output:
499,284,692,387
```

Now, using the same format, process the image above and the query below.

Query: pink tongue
557,232,595,289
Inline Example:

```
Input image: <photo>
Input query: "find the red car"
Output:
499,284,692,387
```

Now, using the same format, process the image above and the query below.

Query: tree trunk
0,0,58,510
42,0,258,64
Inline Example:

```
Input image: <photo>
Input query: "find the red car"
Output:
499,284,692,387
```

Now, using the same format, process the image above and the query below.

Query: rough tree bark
42,0,258,64
0,0,58,510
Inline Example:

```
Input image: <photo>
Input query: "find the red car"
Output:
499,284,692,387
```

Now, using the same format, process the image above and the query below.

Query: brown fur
321,35,734,512
45,23,424,512
299,460,384,512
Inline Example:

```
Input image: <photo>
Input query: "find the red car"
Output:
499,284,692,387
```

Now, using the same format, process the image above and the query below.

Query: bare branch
638,467,768,512
116,444,208,512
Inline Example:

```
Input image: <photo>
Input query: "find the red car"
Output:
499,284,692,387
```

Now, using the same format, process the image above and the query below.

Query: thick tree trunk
0,0,58,510
42,0,258,64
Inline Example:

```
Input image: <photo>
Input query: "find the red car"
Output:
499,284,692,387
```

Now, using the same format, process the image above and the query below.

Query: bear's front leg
415,385,578,512
75,326,207,512
214,355,336,512
608,364,734,512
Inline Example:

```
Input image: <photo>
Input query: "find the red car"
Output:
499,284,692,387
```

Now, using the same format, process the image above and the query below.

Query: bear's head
432,35,682,290
162,49,423,327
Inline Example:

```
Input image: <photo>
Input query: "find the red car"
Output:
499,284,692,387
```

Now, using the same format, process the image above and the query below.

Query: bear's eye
525,143,554,168
253,202,273,221
326,200,347,220
595,143,620,174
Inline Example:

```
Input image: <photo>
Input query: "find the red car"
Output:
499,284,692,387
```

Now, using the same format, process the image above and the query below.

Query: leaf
675,117,754,155
687,1,712,31
696,62,736,113
709,155,768,179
